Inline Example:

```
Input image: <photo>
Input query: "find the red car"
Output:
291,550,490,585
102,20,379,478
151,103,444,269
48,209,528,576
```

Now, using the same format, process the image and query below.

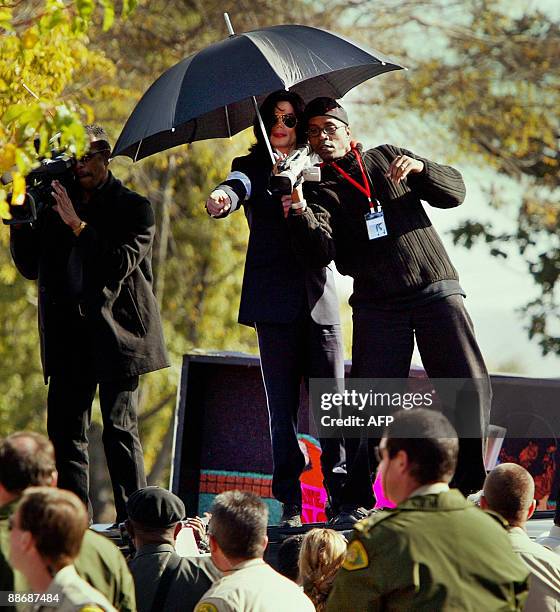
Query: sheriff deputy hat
304,97,349,126
126,486,185,528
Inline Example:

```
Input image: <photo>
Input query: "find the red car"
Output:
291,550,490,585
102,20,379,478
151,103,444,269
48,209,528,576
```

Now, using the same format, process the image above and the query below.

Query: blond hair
298,528,347,611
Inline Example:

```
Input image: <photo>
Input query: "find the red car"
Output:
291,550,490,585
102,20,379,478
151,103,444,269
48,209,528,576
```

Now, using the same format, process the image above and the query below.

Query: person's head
481,463,536,528
304,97,351,162
277,534,304,582
125,486,186,548
9,487,88,576
378,408,459,505
252,90,306,155
207,490,268,570
298,528,347,612
74,124,111,191
0,432,57,504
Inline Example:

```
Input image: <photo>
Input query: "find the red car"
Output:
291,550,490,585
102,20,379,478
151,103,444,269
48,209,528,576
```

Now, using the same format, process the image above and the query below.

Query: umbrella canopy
113,24,405,161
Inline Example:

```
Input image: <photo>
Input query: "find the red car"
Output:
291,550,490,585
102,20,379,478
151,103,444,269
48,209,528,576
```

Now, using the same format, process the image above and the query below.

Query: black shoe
279,503,302,528
329,505,370,527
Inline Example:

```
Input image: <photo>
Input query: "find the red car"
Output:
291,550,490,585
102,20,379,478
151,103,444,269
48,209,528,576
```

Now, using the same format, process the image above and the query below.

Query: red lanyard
329,147,375,212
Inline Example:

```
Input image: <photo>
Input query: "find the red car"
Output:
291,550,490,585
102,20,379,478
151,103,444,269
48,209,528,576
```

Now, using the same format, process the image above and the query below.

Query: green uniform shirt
0,500,136,612
326,489,529,611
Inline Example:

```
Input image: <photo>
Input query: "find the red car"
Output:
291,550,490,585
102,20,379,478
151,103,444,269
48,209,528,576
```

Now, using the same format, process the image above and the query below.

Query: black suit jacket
218,151,339,326
10,173,169,382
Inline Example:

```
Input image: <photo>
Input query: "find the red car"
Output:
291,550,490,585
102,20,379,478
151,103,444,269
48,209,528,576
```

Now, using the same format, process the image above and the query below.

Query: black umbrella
113,21,405,161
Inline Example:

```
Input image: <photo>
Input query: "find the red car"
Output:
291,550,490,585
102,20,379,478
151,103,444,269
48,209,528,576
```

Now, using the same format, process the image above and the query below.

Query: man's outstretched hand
385,155,424,184
206,190,231,217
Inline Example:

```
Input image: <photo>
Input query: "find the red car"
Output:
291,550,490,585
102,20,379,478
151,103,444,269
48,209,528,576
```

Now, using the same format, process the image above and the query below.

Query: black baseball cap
126,486,185,528
304,97,349,126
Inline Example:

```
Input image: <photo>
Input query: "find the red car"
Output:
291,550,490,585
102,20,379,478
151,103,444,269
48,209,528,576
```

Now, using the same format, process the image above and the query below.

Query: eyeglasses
79,148,111,163
307,124,345,138
272,114,298,129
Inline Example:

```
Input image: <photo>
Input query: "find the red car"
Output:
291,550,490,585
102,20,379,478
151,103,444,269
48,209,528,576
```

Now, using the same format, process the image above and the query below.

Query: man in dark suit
205,91,345,527
10,125,169,523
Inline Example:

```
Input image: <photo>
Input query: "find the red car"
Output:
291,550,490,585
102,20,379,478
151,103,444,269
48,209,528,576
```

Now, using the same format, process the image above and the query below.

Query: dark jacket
10,173,169,382
326,490,529,611
215,151,339,326
129,543,221,612
293,144,466,306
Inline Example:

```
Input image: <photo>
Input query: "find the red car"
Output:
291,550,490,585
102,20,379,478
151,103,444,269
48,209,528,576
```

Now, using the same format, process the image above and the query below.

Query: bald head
483,463,535,527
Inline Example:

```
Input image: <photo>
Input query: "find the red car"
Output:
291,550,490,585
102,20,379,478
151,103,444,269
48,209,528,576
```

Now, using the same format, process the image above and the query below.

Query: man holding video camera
9,125,168,524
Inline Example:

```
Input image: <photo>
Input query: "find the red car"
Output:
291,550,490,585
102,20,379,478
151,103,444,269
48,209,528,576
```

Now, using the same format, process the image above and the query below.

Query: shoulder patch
195,603,219,612
342,539,369,571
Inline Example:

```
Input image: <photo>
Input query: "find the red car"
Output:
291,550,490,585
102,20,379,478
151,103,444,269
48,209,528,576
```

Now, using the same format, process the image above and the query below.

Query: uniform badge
195,603,219,612
342,539,369,571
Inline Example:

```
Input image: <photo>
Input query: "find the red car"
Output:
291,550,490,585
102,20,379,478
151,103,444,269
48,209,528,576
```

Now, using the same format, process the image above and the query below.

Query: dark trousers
47,374,146,522
256,313,345,508
344,294,491,507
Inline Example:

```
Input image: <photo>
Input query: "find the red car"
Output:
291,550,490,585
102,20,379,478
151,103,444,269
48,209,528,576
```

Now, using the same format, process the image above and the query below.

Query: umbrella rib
224,105,232,139
134,139,142,162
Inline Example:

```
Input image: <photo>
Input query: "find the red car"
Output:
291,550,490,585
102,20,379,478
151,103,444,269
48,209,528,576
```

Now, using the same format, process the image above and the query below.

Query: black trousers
256,312,345,508
47,373,146,522
344,294,491,508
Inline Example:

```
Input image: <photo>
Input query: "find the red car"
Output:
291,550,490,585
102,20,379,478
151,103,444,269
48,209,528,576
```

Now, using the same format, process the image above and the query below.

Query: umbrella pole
224,13,276,166
252,96,276,165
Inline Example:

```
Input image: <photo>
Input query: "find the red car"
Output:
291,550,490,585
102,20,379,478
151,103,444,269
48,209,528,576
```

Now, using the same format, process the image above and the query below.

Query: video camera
2,153,77,225
268,145,321,196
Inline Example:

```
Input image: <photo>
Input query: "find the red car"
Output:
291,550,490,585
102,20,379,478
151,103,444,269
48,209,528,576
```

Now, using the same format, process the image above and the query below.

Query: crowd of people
2,409,560,611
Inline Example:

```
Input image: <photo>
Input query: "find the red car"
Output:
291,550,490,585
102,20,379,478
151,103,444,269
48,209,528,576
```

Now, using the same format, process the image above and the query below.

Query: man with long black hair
205,92,345,527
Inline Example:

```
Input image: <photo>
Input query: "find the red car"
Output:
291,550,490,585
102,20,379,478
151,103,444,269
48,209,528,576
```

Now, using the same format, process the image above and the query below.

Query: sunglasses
272,114,298,129
79,148,111,163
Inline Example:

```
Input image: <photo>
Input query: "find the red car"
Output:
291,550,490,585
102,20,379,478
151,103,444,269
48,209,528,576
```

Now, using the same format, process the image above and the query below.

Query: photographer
205,91,345,527
9,125,169,525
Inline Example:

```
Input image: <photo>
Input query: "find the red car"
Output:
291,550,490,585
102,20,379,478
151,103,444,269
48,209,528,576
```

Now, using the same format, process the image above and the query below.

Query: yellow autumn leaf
21,28,39,50
0,144,16,172
10,172,26,206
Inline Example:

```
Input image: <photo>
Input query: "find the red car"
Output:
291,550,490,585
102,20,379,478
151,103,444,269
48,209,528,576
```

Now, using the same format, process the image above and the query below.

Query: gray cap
126,486,185,528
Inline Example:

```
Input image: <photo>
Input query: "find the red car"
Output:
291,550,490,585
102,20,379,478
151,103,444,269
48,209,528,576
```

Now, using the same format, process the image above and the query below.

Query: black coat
10,173,169,382
218,151,339,326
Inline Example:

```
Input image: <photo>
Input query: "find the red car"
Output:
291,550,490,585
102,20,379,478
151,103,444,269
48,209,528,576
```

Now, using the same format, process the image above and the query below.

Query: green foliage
405,2,560,356
0,0,134,216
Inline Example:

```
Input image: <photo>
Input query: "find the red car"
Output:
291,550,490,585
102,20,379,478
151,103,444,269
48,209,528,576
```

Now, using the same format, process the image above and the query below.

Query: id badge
365,210,388,240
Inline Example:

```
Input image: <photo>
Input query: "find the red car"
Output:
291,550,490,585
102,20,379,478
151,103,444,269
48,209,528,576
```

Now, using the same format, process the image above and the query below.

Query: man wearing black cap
286,97,490,519
127,486,221,612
